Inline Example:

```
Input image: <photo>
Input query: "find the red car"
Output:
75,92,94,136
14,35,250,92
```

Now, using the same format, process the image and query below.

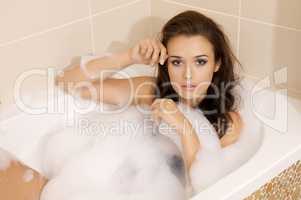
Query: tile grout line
87,0,96,55
0,0,143,48
240,17,301,32
0,16,90,48
162,0,239,18
91,0,143,18
149,0,153,37
236,0,242,58
0,0,300,49
161,0,301,33
149,0,158,78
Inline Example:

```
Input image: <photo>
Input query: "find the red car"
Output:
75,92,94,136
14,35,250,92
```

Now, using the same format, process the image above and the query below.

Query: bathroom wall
0,0,300,108
0,0,152,108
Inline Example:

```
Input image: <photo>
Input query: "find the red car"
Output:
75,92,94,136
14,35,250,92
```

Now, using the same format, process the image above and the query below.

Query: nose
184,65,192,80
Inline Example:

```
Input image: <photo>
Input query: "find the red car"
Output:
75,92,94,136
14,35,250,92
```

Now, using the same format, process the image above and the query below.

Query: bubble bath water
0,81,263,199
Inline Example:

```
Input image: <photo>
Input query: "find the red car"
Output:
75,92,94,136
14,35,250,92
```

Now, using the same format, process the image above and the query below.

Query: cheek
167,66,184,92
193,66,216,93
167,65,183,82
195,67,214,82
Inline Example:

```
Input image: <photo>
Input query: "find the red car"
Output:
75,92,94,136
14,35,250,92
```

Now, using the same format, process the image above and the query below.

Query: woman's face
166,35,220,107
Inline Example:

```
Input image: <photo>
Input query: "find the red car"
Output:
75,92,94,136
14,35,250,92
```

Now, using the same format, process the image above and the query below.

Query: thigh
0,159,48,200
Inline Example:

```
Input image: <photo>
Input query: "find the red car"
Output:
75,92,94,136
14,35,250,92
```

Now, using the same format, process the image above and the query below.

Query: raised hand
128,38,168,66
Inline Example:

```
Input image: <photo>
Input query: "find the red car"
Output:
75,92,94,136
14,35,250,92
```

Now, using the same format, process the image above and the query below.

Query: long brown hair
155,10,242,139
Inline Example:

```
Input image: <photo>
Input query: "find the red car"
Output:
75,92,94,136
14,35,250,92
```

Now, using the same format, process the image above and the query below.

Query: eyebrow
168,55,208,59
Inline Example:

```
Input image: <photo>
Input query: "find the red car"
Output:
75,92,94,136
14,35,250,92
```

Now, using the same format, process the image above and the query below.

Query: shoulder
228,111,243,125
220,111,244,148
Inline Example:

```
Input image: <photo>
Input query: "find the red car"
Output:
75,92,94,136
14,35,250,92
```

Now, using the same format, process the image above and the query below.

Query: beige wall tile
151,0,238,52
0,20,92,106
168,0,240,15
90,0,134,14
239,20,301,92
0,0,89,45
92,1,155,78
92,0,152,53
241,0,301,30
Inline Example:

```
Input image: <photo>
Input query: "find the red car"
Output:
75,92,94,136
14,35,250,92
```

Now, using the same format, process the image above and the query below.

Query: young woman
0,10,243,199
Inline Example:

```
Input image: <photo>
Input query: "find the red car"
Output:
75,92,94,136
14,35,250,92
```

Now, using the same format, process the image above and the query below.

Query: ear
214,60,221,72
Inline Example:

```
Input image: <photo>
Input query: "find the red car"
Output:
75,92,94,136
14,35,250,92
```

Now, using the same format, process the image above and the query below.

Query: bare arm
55,38,167,106
176,118,201,171
150,99,201,171
177,111,243,170
55,50,134,84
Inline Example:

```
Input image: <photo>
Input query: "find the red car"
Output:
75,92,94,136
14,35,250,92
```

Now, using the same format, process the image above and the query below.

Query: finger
155,99,166,112
150,40,160,66
151,108,161,124
139,39,147,54
133,43,141,55
145,40,154,59
159,43,167,65
140,40,148,55
150,99,159,110
153,98,174,114
150,98,162,110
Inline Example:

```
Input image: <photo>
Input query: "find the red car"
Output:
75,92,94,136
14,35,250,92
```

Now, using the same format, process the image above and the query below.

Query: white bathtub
0,76,300,199
191,78,301,199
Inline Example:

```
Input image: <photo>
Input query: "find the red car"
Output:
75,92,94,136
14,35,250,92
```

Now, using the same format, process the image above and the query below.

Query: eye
196,59,207,66
171,60,182,66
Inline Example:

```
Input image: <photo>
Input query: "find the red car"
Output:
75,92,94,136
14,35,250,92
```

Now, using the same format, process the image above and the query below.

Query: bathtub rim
191,93,301,200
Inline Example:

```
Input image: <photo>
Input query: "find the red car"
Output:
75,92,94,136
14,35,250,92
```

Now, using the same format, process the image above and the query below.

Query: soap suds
39,105,187,200
0,79,263,199
0,148,14,171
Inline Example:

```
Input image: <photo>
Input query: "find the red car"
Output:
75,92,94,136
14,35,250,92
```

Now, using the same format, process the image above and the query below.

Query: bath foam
0,77,263,199
0,86,117,173
35,100,187,200
157,102,224,195
0,86,188,199
188,79,263,195
157,79,263,196
0,148,15,171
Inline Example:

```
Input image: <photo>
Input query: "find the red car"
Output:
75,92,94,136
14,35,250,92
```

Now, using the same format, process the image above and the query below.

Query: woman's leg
0,159,48,200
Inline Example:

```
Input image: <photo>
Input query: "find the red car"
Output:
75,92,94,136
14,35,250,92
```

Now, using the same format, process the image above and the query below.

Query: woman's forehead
167,35,214,56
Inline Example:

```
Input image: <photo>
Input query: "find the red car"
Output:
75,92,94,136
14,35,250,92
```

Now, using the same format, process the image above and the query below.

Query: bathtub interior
193,76,266,184
191,79,301,200
0,71,268,198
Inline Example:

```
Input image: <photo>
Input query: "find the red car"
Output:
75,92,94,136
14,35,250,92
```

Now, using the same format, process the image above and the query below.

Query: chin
179,93,198,101
179,91,204,103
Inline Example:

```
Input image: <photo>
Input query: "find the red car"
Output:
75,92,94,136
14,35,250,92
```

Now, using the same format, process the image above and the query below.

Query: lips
181,84,197,90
